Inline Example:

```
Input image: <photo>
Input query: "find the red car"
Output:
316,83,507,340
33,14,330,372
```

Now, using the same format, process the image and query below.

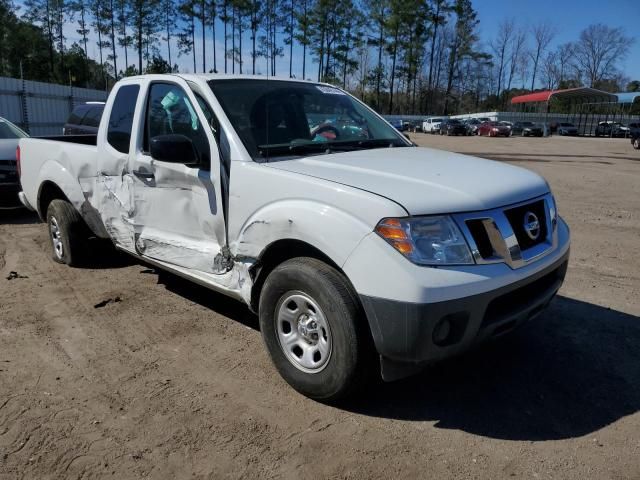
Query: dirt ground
1,134,639,479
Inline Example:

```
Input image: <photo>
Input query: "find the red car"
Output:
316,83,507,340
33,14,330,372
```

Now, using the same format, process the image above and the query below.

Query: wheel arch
249,238,348,314
37,181,71,221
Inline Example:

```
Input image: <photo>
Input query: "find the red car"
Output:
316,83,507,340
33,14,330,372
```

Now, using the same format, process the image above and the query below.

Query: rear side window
107,85,140,153
83,106,104,128
68,105,89,125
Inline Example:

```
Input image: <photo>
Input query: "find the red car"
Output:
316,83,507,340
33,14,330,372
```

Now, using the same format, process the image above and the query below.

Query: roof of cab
118,73,324,86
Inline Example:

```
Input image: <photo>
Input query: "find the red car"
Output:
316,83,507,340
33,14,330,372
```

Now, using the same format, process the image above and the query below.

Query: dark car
63,102,105,135
439,119,467,136
388,119,405,132
408,121,423,133
477,121,510,137
0,117,28,208
511,121,543,137
631,124,640,150
594,121,630,138
499,121,513,136
557,122,578,136
463,118,481,135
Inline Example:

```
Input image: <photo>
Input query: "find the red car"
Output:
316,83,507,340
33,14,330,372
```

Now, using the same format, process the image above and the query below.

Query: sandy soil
1,134,639,479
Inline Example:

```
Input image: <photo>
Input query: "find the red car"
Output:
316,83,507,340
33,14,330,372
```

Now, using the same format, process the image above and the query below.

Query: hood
265,147,549,215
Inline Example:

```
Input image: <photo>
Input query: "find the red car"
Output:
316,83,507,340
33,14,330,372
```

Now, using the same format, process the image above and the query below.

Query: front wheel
259,257,374,401
633,138,640,150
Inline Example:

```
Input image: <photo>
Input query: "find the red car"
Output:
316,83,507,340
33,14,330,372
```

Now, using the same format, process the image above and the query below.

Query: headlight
549,195,558,228
375,216,474,265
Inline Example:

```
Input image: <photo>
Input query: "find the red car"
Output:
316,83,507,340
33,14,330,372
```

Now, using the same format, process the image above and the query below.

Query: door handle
133,169,155,180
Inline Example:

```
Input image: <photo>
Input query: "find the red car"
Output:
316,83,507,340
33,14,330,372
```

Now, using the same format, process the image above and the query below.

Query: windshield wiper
258,142,333,158
258,138,409,159
329,138,409,150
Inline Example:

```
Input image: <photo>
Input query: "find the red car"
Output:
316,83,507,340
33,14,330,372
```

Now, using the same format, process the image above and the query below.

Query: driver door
130,80,226,274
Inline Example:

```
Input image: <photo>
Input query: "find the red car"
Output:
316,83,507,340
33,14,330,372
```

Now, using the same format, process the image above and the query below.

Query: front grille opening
504,199,547,251
482,262,566,328
466,219,494,259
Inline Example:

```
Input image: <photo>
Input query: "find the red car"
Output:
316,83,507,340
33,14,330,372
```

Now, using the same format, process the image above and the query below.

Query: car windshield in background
208,79,409,160
0,120,27,139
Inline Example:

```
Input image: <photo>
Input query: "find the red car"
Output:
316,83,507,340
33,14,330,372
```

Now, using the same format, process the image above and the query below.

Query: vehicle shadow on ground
0,209,40,225
152,267,259,331
132,267,640,442
346,296,640,441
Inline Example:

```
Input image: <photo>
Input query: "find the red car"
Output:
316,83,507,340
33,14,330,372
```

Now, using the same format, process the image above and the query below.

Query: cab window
107,85,140,153
144,83,210,167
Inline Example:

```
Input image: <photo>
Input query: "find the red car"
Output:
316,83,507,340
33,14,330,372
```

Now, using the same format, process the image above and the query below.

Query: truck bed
37,134,98,146
19,136,99,218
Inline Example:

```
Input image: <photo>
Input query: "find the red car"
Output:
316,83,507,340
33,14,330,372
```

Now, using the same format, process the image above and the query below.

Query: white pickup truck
18,74,570,401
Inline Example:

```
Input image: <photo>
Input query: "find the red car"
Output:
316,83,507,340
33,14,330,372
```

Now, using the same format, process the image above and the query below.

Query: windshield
208,79,409,160
0,120,28,139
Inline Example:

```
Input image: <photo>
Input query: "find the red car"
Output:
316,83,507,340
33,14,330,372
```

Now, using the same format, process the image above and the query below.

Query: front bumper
360,250,568,378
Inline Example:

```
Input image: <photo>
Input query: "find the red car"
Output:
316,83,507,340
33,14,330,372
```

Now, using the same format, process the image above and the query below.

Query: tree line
0,0,637,115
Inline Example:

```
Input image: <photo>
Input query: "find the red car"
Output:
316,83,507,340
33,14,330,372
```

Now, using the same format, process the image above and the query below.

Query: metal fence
0,76,107,136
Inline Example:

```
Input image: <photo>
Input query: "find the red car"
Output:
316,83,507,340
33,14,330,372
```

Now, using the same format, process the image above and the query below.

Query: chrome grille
453,194,557,269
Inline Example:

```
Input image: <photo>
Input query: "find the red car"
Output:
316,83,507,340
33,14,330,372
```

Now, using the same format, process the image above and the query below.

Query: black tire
633,138,640,150
259,257,374,402
46,199,90,266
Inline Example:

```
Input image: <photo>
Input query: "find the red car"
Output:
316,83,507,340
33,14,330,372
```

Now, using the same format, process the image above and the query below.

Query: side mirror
150,134,198,165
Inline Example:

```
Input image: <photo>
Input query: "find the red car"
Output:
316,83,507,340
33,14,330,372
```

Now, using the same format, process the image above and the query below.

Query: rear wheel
46,199,90,266
259,257,374,401
633,138,640,150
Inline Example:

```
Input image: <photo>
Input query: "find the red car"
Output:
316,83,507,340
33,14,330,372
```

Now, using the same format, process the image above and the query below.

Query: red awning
511,90,555,104
511,87,617,104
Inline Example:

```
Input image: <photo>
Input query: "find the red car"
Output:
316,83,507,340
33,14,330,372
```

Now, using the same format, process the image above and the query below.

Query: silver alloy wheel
275,291,332,373
49,216,64,260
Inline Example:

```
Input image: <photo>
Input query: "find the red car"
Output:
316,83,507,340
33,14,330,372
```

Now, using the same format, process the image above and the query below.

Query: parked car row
405,116,640,140
416,117,550,138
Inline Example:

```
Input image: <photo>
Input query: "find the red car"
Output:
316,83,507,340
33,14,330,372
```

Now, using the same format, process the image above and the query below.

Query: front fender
231,199,375,268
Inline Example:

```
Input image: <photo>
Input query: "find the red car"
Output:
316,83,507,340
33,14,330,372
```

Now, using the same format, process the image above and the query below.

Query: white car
422,117,445,134
18,74,570,401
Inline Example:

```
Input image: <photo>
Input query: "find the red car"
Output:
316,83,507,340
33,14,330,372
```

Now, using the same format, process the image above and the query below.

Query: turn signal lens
376,219,414,255
391,240,413,255
375,225,407,240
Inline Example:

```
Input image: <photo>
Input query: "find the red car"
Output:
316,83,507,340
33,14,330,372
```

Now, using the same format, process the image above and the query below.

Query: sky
14,0,640,87
473,0,640,83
